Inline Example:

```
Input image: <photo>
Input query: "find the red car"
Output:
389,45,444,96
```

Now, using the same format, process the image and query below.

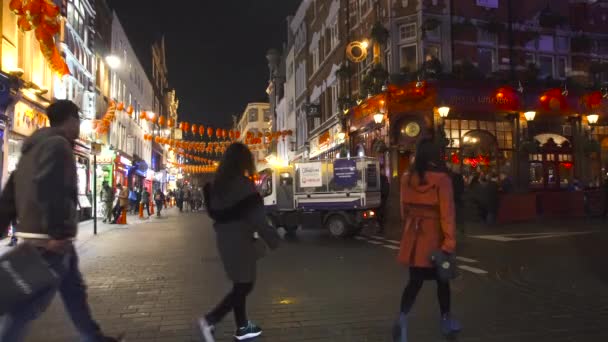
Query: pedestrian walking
184,188,191,212
395,139,461,342
128,187,138,214
141,187,151,217
0,100,124,342
154,189,165,217
100,181,114,223
111,183,129,224
198,143,280,342
193,187,203,211
177,187,184,212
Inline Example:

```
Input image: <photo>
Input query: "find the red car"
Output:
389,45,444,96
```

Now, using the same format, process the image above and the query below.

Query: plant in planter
538,6,566,28
370,22,389,45
422,18,441,32
360,65,388,98
520,139,540,154
335,64,353,80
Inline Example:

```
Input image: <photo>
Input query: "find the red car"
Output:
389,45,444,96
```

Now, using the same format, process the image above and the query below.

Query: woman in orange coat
395,139,461,342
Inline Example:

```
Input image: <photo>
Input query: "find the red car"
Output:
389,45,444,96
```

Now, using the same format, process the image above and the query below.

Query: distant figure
499,173,514,193
154,189,165,217
128,187,138,214
112,183,129,224
100,181,114,223
378,174,390,233
449,166,465,233
177,187,185,212
141,187,151,217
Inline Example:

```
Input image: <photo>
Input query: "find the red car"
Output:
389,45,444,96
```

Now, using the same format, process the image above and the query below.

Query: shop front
308,123,345,160
114,154,132,188
128,158,148,191
349,80,607,224
93,147,115,218
74,140,92,220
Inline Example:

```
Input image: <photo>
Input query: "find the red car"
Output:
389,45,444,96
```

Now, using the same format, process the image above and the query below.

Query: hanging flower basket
572,35,591,52
584,139,601,154
335,64,353,80
371,22,389,45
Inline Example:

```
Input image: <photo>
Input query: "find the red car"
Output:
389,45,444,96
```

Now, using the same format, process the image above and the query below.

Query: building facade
151,37,170,191
108,11,155,195
237,102,272,164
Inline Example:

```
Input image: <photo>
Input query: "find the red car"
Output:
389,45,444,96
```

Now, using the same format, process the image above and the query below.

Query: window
248,108,258,122
478,30,496,44
426,26,441,41
263,108,271,122
330,21,339,51
399,45,417,72
538,35,554,52
538,55,554,78
330,84,338,116
399,23,417,41
312,47,319,73
557,57,567,79
525,53,535,66
477,48,495,74
556,36,569,52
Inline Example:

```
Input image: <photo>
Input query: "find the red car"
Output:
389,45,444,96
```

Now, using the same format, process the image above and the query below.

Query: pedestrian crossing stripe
470,231,600,242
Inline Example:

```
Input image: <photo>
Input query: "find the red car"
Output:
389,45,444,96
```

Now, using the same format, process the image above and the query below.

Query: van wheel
325,215,349,238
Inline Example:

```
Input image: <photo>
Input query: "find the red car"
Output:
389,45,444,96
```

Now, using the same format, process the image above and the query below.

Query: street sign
91,142,102,156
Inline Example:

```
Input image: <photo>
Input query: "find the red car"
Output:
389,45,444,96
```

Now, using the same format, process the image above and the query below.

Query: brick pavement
14,212,608,342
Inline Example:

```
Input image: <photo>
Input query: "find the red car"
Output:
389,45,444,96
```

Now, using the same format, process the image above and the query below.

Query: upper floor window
477,29,496,44
556,36,569,52
538,35,555,52
330,21,340,51
478,47,495,74
312,47,320,73
248,108,258,122
399,23,417,42
263,108,272,122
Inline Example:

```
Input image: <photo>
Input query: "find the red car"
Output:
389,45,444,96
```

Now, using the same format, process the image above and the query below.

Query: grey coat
204,176,279,283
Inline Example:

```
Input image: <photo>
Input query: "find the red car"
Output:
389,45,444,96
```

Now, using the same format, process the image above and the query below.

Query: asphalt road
9,210,608,342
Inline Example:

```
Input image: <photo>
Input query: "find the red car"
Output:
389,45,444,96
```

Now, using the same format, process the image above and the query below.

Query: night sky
107,0,300,128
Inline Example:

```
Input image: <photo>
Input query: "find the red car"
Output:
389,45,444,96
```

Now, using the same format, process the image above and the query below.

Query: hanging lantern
207,127,214,137
236,131,241,139
167,118,174,127
126,105,134,116
154,136,161,143
183,122,190,132
199,125,205,136
215,128,222,138
191,124,198,135
229,130,234,139
140,111,147,120
257,132,264,139
117,102,125,111
158,116,166,126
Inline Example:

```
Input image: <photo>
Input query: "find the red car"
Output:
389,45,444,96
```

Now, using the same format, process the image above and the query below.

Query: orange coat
398,171,456,268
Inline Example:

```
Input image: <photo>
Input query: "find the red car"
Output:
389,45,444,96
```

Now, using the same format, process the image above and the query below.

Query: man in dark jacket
0,100,123,342
99,181,114,223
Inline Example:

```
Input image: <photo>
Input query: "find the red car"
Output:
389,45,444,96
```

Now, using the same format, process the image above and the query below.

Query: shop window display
527,134,573,190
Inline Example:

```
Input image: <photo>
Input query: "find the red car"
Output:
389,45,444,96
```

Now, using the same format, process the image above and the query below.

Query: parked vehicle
256,157,381,238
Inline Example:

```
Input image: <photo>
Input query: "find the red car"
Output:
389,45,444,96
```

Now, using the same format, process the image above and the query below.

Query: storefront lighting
80,120,93,135
105,55,121,69
438,106,450,118
524,111,536,122
146,111,156,121
587,114,599,125
373,113,385,124
361,40,369,49
337,131,346,140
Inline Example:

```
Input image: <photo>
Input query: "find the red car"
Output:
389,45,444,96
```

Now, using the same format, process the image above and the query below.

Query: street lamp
587,114,599,125
524,111,536,122
105,55,121,70
373,113,385,125
438,106,451,119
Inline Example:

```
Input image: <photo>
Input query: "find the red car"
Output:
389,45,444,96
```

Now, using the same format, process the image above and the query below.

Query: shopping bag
0,243,60,315
430,250,457,282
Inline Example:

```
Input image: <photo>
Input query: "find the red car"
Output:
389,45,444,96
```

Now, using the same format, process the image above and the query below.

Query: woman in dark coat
198,143,280,342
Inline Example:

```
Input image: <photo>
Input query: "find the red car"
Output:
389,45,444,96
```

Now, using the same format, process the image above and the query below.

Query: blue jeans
0,245,104,342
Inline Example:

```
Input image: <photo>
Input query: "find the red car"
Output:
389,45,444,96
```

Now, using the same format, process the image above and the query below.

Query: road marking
455,256,478,263
457,265,488,275
470,231,600,242
369,236,400,245
354,236,367,241
383,245,400,250
367,240,383,245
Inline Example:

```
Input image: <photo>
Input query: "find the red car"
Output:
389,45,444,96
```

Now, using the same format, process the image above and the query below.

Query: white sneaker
198,317,215,342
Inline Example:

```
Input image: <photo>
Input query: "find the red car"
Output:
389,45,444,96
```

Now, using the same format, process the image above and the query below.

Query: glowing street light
373,113,385,124
587,114,599,125
105,55,121,69
524,111,536,122
438,106,451,118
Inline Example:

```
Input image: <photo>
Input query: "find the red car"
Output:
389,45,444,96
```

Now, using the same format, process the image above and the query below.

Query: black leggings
400,267,451,316
206,282,254,328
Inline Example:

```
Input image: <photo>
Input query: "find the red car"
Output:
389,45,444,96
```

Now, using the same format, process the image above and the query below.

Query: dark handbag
430,250,457,282
0,243,60,315
253,235,268,259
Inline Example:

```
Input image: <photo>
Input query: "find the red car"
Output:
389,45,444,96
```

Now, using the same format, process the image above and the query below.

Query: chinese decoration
10,0,70,76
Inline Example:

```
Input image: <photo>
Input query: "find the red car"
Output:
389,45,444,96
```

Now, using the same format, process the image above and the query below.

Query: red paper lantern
140,111,147,120
117,102,125,111
207,127,214,137
158,116,166,126
216,128,222,138
199,125,205,136
183,122,190,132
235,131,241,139
191,124,198,135
167,118,174,127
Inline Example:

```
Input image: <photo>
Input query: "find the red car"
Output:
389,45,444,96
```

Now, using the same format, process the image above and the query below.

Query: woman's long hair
413,138,446,185
213,143,256,190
